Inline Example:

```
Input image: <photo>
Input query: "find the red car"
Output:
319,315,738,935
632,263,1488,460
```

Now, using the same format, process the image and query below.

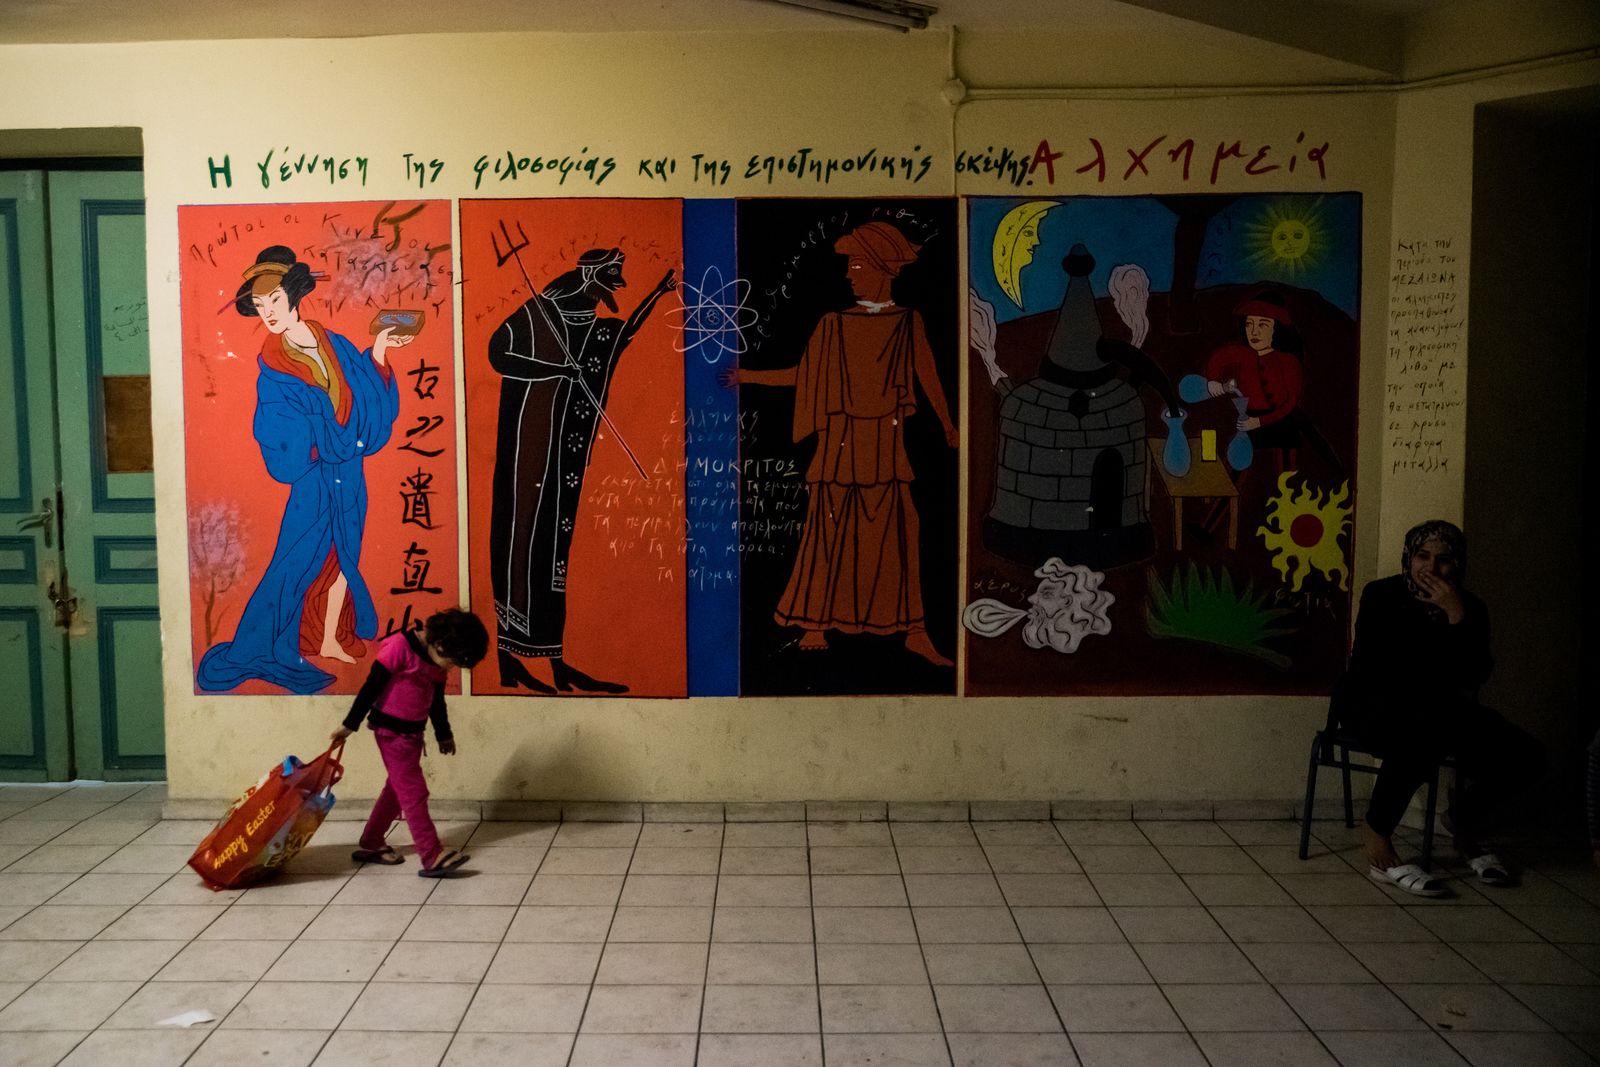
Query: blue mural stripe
682,199,741,697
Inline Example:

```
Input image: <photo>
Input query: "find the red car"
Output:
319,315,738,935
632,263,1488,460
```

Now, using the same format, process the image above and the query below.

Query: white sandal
1467,853,1511,887
1368,863,1449,897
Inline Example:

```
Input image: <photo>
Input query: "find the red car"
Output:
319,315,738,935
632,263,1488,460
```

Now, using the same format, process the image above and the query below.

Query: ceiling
4,0,1575,84
0,0,1461,45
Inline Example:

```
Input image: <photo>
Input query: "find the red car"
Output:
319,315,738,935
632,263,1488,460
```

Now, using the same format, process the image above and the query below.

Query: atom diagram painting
664,265,758,364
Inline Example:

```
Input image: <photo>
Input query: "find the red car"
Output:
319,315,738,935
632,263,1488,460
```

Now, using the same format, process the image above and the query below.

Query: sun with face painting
1257,472,1352,592
1245,199,1326,279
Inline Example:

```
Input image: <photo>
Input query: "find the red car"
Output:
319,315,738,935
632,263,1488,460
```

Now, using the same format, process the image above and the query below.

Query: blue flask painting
1227,396,1254,471
1162,411,1190,478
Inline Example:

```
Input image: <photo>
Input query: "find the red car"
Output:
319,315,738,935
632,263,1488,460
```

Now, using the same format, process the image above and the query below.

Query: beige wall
1,27,1595,805
1379,58,1600,560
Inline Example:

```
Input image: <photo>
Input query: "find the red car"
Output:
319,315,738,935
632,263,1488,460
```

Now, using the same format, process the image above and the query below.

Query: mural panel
180,200,458,695
732,198,960,696
964,193,1361,695
461,198,686,697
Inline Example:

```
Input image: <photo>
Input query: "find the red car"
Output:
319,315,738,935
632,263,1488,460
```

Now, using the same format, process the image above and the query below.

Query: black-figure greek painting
462,199,684,698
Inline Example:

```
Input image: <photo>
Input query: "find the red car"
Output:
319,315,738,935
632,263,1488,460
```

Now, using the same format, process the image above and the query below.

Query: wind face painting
964,193,1362,696
180,201,458,695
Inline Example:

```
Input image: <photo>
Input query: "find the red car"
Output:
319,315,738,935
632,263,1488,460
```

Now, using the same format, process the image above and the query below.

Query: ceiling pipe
754,0,935,33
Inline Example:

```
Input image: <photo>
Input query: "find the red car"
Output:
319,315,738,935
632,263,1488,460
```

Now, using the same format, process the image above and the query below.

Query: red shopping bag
188,740,345,890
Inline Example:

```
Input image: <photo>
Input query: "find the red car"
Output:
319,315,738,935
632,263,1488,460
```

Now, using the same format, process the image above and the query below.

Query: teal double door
0,168,163,781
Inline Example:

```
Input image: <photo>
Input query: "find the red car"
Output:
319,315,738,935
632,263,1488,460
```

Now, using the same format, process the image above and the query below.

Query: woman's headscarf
1401,519,1466,597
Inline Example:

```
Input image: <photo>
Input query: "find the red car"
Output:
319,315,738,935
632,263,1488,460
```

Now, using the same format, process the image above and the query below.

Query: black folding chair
1298,692,1455,871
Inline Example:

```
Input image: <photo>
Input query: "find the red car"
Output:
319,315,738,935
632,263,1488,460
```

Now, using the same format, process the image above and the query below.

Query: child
333,608,488,876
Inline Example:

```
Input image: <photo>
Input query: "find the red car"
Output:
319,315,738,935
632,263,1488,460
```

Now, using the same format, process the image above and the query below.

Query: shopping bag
187,739,344,890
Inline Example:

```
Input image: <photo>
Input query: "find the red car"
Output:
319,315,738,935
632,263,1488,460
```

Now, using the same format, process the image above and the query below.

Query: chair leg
1299,734,1323,860
1339,745,1355,829
1420,767,1440,872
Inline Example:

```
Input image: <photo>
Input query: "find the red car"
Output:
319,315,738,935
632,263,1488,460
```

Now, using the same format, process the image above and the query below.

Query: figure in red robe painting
1202,292,1305,472
729,221,958,667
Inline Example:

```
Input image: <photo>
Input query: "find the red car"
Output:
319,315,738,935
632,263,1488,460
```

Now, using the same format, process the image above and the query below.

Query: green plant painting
1144,564,1299,669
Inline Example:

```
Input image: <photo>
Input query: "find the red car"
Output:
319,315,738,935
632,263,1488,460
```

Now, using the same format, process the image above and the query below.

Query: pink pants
359,729,441,867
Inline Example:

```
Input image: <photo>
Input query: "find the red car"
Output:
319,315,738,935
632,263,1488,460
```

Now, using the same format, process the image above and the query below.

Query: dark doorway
1466,87,1599,825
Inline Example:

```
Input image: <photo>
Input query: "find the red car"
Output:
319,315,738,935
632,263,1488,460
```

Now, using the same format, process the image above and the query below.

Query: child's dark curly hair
424,609,490,668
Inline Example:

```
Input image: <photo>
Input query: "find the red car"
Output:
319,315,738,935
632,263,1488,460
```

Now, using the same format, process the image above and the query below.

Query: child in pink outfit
333,609,488,876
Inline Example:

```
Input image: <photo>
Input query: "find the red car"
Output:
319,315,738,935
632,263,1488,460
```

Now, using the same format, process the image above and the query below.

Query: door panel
48,170,161,780
0,609,49,768
96,607,164,768
0,171,70,779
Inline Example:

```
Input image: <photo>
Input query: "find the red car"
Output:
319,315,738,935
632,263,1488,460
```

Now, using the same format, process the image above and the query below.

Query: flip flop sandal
351,846,404,865
1468,853,1511,887
1368,863,1449,897
418,849,469,878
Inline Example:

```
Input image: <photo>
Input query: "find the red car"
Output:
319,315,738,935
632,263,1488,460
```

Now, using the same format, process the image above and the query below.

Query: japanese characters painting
180,200,459,696
963,193,1361,695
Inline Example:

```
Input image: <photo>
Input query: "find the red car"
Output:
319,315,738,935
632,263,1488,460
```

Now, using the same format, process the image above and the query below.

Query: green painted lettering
207,155,232,189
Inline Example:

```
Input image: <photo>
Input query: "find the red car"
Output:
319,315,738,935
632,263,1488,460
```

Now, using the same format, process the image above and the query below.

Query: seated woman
1337,520,1545,896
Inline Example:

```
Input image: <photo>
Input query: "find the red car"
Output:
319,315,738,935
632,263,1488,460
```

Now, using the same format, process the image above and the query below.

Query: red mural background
180,200,458,695
460,198,686,697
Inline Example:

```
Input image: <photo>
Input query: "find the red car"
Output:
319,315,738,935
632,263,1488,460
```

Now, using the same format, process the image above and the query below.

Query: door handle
16,496,54,548
47,579,79,631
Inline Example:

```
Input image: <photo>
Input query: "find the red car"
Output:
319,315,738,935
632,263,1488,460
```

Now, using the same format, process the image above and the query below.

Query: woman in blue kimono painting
196,246,404,694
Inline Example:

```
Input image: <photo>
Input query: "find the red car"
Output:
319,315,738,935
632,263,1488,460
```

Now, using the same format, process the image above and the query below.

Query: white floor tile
0,808,1592,1067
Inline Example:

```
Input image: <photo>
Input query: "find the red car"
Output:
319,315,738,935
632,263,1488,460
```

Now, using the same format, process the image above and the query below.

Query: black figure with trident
488,221,677,693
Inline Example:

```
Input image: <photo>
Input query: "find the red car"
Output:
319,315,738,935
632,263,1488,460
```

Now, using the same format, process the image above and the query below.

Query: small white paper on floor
157,1009,217,1028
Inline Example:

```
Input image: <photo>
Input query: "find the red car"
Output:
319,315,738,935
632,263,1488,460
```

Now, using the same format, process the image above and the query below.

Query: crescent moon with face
992,200,1058,308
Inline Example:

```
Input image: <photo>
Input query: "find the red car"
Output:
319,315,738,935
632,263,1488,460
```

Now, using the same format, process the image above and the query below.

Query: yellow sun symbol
1245,199,1326,280
1257,472,1352,592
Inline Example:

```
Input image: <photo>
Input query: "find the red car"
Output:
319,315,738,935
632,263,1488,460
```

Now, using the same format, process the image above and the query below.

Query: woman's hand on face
1415,569,1466,623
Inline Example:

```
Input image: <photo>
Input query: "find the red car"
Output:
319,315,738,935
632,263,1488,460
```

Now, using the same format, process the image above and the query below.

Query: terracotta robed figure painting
732,200,960,697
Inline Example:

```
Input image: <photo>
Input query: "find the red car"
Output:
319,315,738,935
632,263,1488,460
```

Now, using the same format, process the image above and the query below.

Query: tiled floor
2,784,1598,1066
